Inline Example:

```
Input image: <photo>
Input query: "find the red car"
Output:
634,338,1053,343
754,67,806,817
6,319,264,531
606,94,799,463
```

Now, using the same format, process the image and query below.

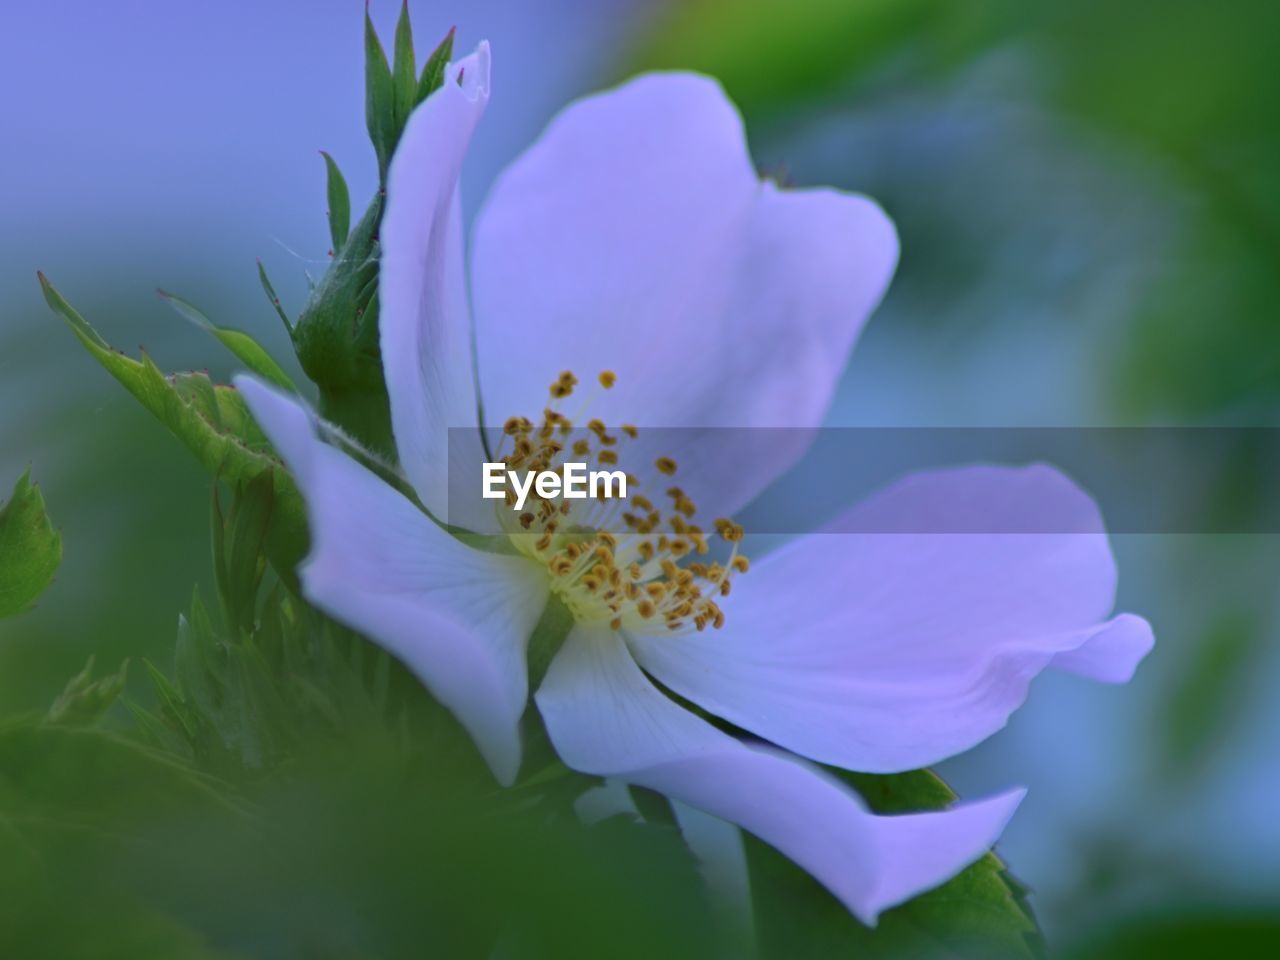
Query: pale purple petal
381,42,495,532
536,627,1024,924
470,73,897,516
630,464,1155,774
236,375,548,785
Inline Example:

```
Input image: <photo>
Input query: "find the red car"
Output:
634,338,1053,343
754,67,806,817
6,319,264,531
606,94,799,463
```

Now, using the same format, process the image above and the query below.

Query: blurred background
2,0,1278,955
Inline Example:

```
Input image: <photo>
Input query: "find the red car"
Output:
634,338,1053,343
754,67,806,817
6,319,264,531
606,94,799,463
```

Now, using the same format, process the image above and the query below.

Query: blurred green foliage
4,0,1279,955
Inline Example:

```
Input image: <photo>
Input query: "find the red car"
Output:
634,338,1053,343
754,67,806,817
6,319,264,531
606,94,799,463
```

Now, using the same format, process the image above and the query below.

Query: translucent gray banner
446,427,1280,535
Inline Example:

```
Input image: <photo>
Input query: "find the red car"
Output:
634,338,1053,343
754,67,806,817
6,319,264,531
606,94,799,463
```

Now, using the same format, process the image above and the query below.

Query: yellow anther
498,364,750,636
714,518,744,543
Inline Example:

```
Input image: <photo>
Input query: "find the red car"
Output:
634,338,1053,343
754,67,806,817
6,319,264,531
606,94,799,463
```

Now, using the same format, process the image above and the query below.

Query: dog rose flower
237,41,1152,924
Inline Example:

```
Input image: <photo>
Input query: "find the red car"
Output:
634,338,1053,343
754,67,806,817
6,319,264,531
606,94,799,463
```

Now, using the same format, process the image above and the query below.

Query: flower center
492,370,748,635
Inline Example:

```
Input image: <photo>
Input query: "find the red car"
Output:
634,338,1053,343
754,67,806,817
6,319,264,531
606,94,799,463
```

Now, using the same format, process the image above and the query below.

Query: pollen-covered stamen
493,370,748,635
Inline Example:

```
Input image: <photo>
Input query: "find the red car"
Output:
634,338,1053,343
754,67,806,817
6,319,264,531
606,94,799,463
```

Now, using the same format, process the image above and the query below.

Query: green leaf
157,288,297,392
256,258,293,335
0,469,62,618
747,769,1043,959
319,150,352,254
364,6,398,180
44,657,129,727
391,0,417,130
417,26,456,104
39,273,309,577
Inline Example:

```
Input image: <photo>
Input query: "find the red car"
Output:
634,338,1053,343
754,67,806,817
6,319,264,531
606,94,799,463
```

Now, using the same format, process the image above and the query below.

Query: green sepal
257,258,293,335
391,1,417,132
417,27,455,104
320,151,352,254
39,273,309,577
747,768,1044,959
0,469,62,618
157,287,297,392
211,472,275,636
44,657,129,727
290,13,459,456
364,5,398,181
289,196,393,454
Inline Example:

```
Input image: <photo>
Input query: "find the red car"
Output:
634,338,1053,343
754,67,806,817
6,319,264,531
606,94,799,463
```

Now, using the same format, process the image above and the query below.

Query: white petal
536,627,1023,924
470,73,896,515
236,375,547,784
630,464,1154,774
380,42,496,532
